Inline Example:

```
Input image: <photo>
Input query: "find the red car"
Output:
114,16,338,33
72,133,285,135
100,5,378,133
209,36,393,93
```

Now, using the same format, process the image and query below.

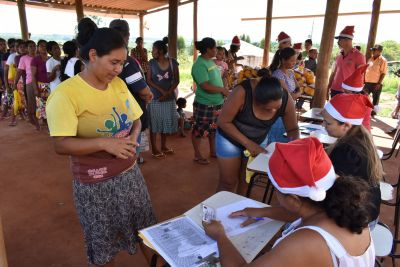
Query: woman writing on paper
204,137,375,267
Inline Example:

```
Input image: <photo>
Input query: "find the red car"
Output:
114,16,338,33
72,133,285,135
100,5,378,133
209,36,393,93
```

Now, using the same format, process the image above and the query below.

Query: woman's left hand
202,220,226,241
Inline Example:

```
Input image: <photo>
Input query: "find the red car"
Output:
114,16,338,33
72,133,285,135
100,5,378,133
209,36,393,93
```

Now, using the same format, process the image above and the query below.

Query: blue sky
0,0,399,44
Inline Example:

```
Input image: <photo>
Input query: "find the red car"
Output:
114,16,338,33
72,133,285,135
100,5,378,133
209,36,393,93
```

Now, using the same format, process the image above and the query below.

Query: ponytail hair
194,37,216,55
153,39,168,55
321,176,374,234
77,18,125,61
269,47,296,73
60,40,77,81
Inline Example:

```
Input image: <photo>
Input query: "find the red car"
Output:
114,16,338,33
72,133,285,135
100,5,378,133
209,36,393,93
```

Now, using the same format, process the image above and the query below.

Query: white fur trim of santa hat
324,101,364,125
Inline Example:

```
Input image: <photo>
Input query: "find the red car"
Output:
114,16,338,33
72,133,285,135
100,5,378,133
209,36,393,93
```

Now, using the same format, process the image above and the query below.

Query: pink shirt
331,48,366,92
214,59,228,77
18,55,34,84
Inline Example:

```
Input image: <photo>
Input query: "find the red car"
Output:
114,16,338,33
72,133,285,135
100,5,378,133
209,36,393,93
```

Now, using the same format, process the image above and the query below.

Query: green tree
178,36,186,51
381,40,400,61
217,40,226,46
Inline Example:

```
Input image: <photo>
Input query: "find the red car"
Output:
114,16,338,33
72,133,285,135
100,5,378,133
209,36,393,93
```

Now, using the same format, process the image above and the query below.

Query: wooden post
17,0,29,41
366,0,381,60
139,14,144,38
313,0,341,108
168,0,178,58
193,0,198,62
262,0,273,67
75,0,84,23
0,216,8,267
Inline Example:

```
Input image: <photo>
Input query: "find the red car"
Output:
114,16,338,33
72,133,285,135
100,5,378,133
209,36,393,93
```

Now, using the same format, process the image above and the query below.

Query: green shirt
191,56,224,105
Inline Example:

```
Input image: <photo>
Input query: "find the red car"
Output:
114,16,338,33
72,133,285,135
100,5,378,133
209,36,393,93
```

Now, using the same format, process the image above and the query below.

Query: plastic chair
382,128,400,161
372,222,394,266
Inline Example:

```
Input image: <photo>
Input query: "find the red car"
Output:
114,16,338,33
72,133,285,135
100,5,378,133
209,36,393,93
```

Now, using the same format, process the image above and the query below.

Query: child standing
176,97,188,137
214,46,229,89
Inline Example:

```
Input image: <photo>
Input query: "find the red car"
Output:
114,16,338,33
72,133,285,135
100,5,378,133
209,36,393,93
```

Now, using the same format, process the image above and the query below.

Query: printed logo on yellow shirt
97,105,133,138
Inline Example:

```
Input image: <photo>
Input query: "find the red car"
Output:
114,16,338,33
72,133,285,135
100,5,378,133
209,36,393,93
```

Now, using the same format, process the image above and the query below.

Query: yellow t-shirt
46,75,143,183
46,75,142,138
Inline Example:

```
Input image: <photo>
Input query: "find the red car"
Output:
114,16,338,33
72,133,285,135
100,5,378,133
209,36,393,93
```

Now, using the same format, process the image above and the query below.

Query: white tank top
273,219,375,267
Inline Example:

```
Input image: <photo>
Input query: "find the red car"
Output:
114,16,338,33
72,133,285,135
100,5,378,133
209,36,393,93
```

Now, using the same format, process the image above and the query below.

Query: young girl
322,93,383,223
46,41,61,92
214,46,229,88
176,97,188,137
204,137,375,267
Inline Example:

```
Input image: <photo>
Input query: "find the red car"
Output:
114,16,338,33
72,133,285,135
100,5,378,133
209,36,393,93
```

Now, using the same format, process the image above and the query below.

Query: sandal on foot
152,152,165,159
193,158,210,165
8,121,17,127
162,148,174,155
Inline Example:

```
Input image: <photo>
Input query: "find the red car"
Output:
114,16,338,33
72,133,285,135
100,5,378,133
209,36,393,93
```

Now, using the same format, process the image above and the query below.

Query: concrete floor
0,114,399,267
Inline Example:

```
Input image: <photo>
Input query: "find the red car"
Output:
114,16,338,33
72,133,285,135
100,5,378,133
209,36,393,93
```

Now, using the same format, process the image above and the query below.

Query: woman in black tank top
216,74,299,195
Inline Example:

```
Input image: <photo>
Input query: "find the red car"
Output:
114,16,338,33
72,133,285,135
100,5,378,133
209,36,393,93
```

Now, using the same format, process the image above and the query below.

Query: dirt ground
0,115,399,267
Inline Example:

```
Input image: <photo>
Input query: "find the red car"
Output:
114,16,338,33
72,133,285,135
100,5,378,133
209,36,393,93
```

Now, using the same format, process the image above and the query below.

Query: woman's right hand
100,138,137,159
229,208,266,227
245,141,266,157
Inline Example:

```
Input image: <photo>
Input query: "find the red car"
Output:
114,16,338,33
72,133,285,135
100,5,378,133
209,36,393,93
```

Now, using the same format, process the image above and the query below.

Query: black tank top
219,79,288,147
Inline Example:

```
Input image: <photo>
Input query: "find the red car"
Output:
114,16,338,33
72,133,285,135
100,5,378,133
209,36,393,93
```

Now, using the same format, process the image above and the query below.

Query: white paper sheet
140,216,219,267
215,199,272,237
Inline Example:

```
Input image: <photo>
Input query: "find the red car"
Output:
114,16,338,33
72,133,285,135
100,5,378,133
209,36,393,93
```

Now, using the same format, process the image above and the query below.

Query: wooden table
185,191,284,263
300,108,324,122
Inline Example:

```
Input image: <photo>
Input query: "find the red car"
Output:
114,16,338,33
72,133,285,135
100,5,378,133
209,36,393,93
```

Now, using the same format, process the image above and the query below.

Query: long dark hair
269,47,296,73
194,37,216,55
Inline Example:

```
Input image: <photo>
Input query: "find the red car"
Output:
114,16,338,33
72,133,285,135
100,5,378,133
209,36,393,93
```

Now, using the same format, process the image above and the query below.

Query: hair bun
162,36,169,45
76,18,98,47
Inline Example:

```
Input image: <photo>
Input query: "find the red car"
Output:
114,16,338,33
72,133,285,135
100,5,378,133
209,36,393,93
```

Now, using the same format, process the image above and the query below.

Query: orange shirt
365,55,387,83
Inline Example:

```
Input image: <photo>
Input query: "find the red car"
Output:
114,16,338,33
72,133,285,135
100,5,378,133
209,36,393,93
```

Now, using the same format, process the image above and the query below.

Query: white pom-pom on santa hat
309,186,327,201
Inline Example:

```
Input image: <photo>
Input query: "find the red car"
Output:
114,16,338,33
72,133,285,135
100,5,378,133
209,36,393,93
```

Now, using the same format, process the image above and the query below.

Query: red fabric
231,36,241,46
269,137,332,188
277,31,291,42
342,64,368,89
329,94,373,121
293,43,302,50
337,25,355,38
331,48,366,92
362,107,372,131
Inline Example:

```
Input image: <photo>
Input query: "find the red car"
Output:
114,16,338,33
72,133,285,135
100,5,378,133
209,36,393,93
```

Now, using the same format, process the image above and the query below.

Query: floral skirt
36,82,49,119
73,164,157,265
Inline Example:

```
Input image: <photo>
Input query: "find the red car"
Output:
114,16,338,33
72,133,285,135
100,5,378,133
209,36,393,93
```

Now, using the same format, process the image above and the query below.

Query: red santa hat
265,137,336,202
231,36,241,46
341,64,368,92
277,31,291,44
335,25,355,39
324,94,373,125
293,43,302,52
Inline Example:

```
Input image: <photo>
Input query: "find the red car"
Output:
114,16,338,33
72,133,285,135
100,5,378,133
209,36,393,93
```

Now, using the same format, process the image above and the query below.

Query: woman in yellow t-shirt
46,19,156,267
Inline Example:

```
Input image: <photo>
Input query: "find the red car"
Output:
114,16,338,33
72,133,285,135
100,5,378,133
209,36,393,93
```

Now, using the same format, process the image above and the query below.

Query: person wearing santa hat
203,137,375,267
226,36,244,72
269,31,292,73
327,26,366,98
322,94,383,223
340,64,373,131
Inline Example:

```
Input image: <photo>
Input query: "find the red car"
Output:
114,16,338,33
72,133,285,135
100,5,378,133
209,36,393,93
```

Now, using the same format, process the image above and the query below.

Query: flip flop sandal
162,148,175,155
152,152,166,159
193,158,210,165
8,121,17,127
